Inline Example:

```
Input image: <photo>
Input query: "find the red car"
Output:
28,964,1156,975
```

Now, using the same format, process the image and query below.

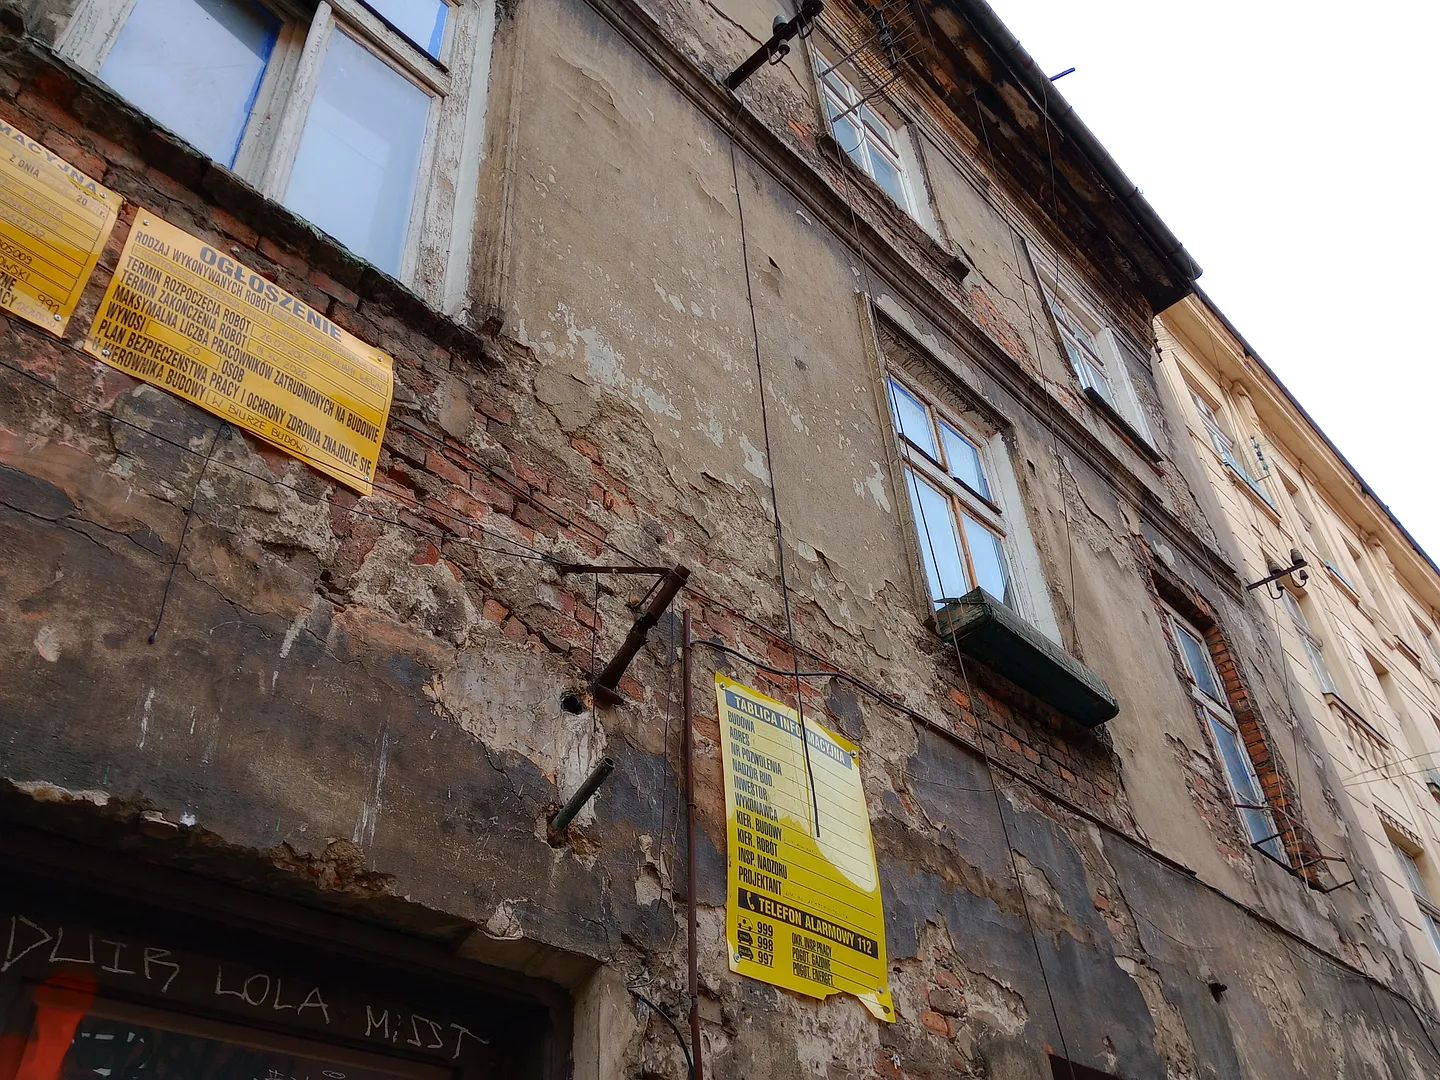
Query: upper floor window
1032,266,1155,448
61,0,488,292
1393,843,1440,956
1188,388,1277,510
887,375,1012,609
1414,614,1440,674
817,64,913,214
1164,605,1286,863
1283,591,1338,695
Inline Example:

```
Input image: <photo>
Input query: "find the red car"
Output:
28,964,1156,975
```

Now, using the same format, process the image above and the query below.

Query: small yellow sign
0,119,119,334
716,674,893,1020
86,215,393,494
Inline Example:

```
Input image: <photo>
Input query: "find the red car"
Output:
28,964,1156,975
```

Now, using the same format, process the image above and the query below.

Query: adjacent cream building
1159,293,1440,1001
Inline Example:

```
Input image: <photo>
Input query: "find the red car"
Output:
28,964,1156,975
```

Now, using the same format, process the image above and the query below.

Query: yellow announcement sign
86,215,393,494
716,674,893,1020
0,119,118,334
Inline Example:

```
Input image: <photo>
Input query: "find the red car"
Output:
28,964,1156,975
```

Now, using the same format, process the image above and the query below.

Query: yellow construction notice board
85,215,393,494
0,118,118,334
716,674,893,1020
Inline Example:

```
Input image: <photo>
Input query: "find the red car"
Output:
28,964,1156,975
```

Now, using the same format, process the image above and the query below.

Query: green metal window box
936,588,1120,728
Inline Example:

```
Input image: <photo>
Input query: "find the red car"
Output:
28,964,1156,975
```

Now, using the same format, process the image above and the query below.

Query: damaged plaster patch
32,625,60,662
485,901,524,940
431,647,603,800
854,460,891,512
351,530,478,645
555,303,681,419
739,434,769,483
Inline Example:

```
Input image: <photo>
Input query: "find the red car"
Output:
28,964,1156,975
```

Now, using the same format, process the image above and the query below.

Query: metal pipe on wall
682,608,704,1080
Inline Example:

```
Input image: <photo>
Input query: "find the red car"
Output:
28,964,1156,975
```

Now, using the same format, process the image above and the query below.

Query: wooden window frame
885,373,1015,609
57,0,492,306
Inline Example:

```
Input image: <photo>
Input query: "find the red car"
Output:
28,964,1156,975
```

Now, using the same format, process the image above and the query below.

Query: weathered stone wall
1,0,1437,1076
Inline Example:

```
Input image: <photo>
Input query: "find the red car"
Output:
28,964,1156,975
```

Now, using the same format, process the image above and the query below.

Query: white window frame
885,374,1031,616
1187,385,1279,511
1283,591,1338,695
814,58,918,216
58,0,494,308
1414,613,1440,677
1030,258,1154,446
1164,604,1288,864
1393,843,1440,957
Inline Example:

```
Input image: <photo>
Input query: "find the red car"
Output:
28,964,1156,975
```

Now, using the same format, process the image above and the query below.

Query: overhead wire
802,18,1076,1070
727,117,822,840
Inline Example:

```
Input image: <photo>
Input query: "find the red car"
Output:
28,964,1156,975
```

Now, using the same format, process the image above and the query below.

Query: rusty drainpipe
682,608,704,1080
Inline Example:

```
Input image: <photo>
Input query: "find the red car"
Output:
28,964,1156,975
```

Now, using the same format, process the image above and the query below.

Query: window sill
1323,562,1364,606
936,587,1119,727
1081,385,1161,463
817,132,970,285
1221,461,1280,520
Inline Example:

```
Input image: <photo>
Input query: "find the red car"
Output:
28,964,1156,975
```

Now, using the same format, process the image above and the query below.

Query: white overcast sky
986,0,1440,561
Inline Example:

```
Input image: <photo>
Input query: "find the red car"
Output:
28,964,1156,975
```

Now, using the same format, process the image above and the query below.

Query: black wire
727,132,822,840
148,421,226,643
628,989,695,1080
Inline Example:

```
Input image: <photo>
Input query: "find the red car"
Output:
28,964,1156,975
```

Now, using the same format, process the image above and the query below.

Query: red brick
920,1009,952,1038
310,267,360,307
259,235,309,276
482,599,509,623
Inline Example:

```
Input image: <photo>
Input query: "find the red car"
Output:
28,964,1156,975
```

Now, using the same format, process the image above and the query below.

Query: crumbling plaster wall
0,0,1433,1075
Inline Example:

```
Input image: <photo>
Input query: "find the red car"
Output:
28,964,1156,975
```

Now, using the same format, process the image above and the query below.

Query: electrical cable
148,421,226,644
727,129,822,840
628,988,695,1080
788,30,1077,1067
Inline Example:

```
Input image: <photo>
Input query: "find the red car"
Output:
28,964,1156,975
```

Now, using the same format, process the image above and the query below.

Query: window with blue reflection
907,469,968,606
100,0,278,166
888,378,936,458
284,31,432,276
962,514,1009,605
941,422,989,500
363,0,447,57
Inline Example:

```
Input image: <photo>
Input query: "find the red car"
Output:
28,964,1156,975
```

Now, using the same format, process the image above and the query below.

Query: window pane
1423,911,1440,957
1396,846,1435,903
1208,715,1284,859
888,379,936,458
940,423,989,499
868,147,908,208
860,106,896,151
285,32,431,275
365,0,443,55
907,469,968,606
962,513,1010,606
365,0,447,56
100,0,278,166
1176,623,1222,701
1302,639,1337,694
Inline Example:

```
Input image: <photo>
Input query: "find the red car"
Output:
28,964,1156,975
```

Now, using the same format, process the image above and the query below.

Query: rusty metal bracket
724,0,823,90
557,562,690,706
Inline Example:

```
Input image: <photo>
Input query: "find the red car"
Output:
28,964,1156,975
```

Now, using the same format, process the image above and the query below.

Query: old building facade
1,0,1437,1075
1158,293,1440,1014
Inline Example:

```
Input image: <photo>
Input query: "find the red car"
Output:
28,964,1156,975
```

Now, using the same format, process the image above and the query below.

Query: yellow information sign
717,674,893,1020
0,119,119,334
85,215,393,494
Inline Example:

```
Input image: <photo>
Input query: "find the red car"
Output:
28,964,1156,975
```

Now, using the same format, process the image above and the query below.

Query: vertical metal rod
682,609,704,1080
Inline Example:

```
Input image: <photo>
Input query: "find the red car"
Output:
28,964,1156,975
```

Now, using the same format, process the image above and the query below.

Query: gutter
950,0,1203,290
1189,285,1440,580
